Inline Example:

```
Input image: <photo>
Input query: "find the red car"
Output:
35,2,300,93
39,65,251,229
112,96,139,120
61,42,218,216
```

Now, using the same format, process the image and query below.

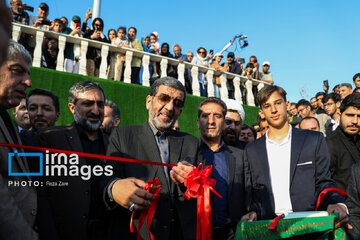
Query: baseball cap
72,15,81,22
263,61,270,66
214,53,223,58
227,52,235,58
39,2,49,11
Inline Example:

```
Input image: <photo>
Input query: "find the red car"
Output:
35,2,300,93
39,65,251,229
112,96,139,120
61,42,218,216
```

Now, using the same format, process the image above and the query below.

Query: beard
101,121,114,135
150,108,176,132
222,128,238,145
74,107,103,132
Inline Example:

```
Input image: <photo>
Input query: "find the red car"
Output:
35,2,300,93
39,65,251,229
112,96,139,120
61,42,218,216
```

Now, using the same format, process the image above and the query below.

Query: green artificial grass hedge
27,67,259,138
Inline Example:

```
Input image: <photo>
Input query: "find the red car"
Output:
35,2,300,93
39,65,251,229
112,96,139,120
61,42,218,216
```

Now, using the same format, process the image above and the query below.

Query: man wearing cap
64,15,82,73
222,52,241,99
259,61,273,84
222,98,247,149
29,2,51,30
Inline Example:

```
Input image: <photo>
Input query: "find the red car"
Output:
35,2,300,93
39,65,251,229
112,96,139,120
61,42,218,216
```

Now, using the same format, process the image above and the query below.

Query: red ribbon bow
183,163,222,240
130,178,162,240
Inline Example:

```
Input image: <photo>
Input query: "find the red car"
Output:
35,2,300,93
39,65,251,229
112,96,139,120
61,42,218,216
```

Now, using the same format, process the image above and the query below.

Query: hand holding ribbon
183,163,222,240
130,178,162,240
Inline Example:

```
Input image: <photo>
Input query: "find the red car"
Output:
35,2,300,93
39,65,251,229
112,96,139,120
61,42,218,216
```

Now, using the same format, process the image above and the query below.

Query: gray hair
339,83,352,90
105,99,120,120
68,81,105,104
7,39,32,65
149,77,186,102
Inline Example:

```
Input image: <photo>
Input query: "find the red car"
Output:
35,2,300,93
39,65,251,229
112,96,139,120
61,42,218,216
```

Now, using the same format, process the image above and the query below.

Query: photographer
10,0,30,25
29,2,51,31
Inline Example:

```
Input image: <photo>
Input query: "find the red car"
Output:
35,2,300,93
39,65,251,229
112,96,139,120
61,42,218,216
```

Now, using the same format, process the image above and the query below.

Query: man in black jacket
326,93,360,192
346,163,360,240
222,52,241,100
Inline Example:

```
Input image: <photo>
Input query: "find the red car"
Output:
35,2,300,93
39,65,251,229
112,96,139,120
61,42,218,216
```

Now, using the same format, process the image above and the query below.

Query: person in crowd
101,99,120,135
192,47,212,96
63,15,82,74
107,28,119,80
339,83,353,100
299,116,320,131
41,38,58,69
83,17,108,77
10,0,29,25
211,53,228,98
315,92,326,114
149,32,160,54
111,26,130,81
158,42,176,79
288,102,302,126
333,84,340,94
197,97,250,239
12,98,30,132
127,26,143,83
186,51,194,93
239,124,256,143
29,2,50,30
310,97,318,113
173,44,187,62
20,88,60,146
104,77,199,240
241,85,349,230
346,163,360,239
326,93,360,192
52,18,63,33
173,44,191,92
296,99,330,136
289,102,298,117
221,98,246,149
0,40,37,239
323,93,341,136
259,61,273,84
222,52,241,100
60,16,72,33
249,55,260,80
35,81,110,240
353,73,360,91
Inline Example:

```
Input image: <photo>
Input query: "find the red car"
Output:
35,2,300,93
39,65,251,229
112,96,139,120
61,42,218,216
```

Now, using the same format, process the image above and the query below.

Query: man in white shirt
241,85,349,229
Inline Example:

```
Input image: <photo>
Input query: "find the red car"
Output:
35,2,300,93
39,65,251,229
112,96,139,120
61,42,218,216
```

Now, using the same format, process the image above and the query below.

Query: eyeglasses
187,55,193,57
198,51,206,54
225,119,241,126
155,93,184,108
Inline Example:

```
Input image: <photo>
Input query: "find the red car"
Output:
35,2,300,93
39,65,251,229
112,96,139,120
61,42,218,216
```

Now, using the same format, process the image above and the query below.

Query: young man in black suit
326,93,360,192
242,85,349,229
105,77,199,240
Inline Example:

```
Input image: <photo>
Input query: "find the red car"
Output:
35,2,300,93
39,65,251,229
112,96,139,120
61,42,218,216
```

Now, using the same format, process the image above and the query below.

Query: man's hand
170,161,195,186
327,204,352,229
241,211,257,222
90,30,100,39
111,178,154,211
32,18,43,27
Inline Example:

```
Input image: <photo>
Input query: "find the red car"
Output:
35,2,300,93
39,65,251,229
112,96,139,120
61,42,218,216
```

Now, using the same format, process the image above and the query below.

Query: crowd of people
2,1,360,240
10,0,273,99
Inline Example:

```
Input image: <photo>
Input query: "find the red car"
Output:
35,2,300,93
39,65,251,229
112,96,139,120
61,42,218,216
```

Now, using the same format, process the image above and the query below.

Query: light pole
92,0,101,19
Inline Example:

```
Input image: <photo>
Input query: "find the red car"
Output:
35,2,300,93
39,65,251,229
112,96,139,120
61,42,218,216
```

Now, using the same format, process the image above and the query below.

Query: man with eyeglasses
222,99,247,149
322,93,341,136
104,77,199,240
296,99,330,136
197,97,250,239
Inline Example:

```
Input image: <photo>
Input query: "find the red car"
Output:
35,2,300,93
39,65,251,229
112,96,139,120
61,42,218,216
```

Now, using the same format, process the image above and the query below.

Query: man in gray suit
105,77,199,240
0,40,37,239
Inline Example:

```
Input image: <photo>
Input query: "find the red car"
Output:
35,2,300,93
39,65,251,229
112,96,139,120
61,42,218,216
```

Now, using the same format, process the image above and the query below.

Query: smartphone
42,19,52,26
88,8,93,14
323,80,329,89
75,23,81,29
209,49,213,54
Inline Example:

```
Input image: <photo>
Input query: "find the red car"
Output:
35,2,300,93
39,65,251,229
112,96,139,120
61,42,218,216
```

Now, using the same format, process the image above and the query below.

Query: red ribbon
183,163,222,240
0,142,176,167
130,178,162,240
268,214,284,229
315,187,347,211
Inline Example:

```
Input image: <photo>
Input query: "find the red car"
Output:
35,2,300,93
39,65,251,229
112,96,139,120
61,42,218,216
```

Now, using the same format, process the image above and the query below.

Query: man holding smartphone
29,2,51,30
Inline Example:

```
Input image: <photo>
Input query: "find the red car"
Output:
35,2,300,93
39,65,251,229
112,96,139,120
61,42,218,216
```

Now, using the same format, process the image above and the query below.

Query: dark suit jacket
346,163,360,240
246,127,345,220
326,127,360,192
104,122,199,240
198,141,251,229
0,112,38,239
35,123,109,240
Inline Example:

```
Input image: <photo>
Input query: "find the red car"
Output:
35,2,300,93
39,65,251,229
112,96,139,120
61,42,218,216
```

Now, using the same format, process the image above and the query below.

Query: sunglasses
198,51,206,54
155,93,184,108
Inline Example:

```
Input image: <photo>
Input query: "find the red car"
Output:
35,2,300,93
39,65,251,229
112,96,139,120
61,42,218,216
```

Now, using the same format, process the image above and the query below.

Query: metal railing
12,22,269,106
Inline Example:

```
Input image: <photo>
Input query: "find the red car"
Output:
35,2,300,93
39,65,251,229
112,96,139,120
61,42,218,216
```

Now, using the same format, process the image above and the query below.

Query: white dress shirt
266,125,293,215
